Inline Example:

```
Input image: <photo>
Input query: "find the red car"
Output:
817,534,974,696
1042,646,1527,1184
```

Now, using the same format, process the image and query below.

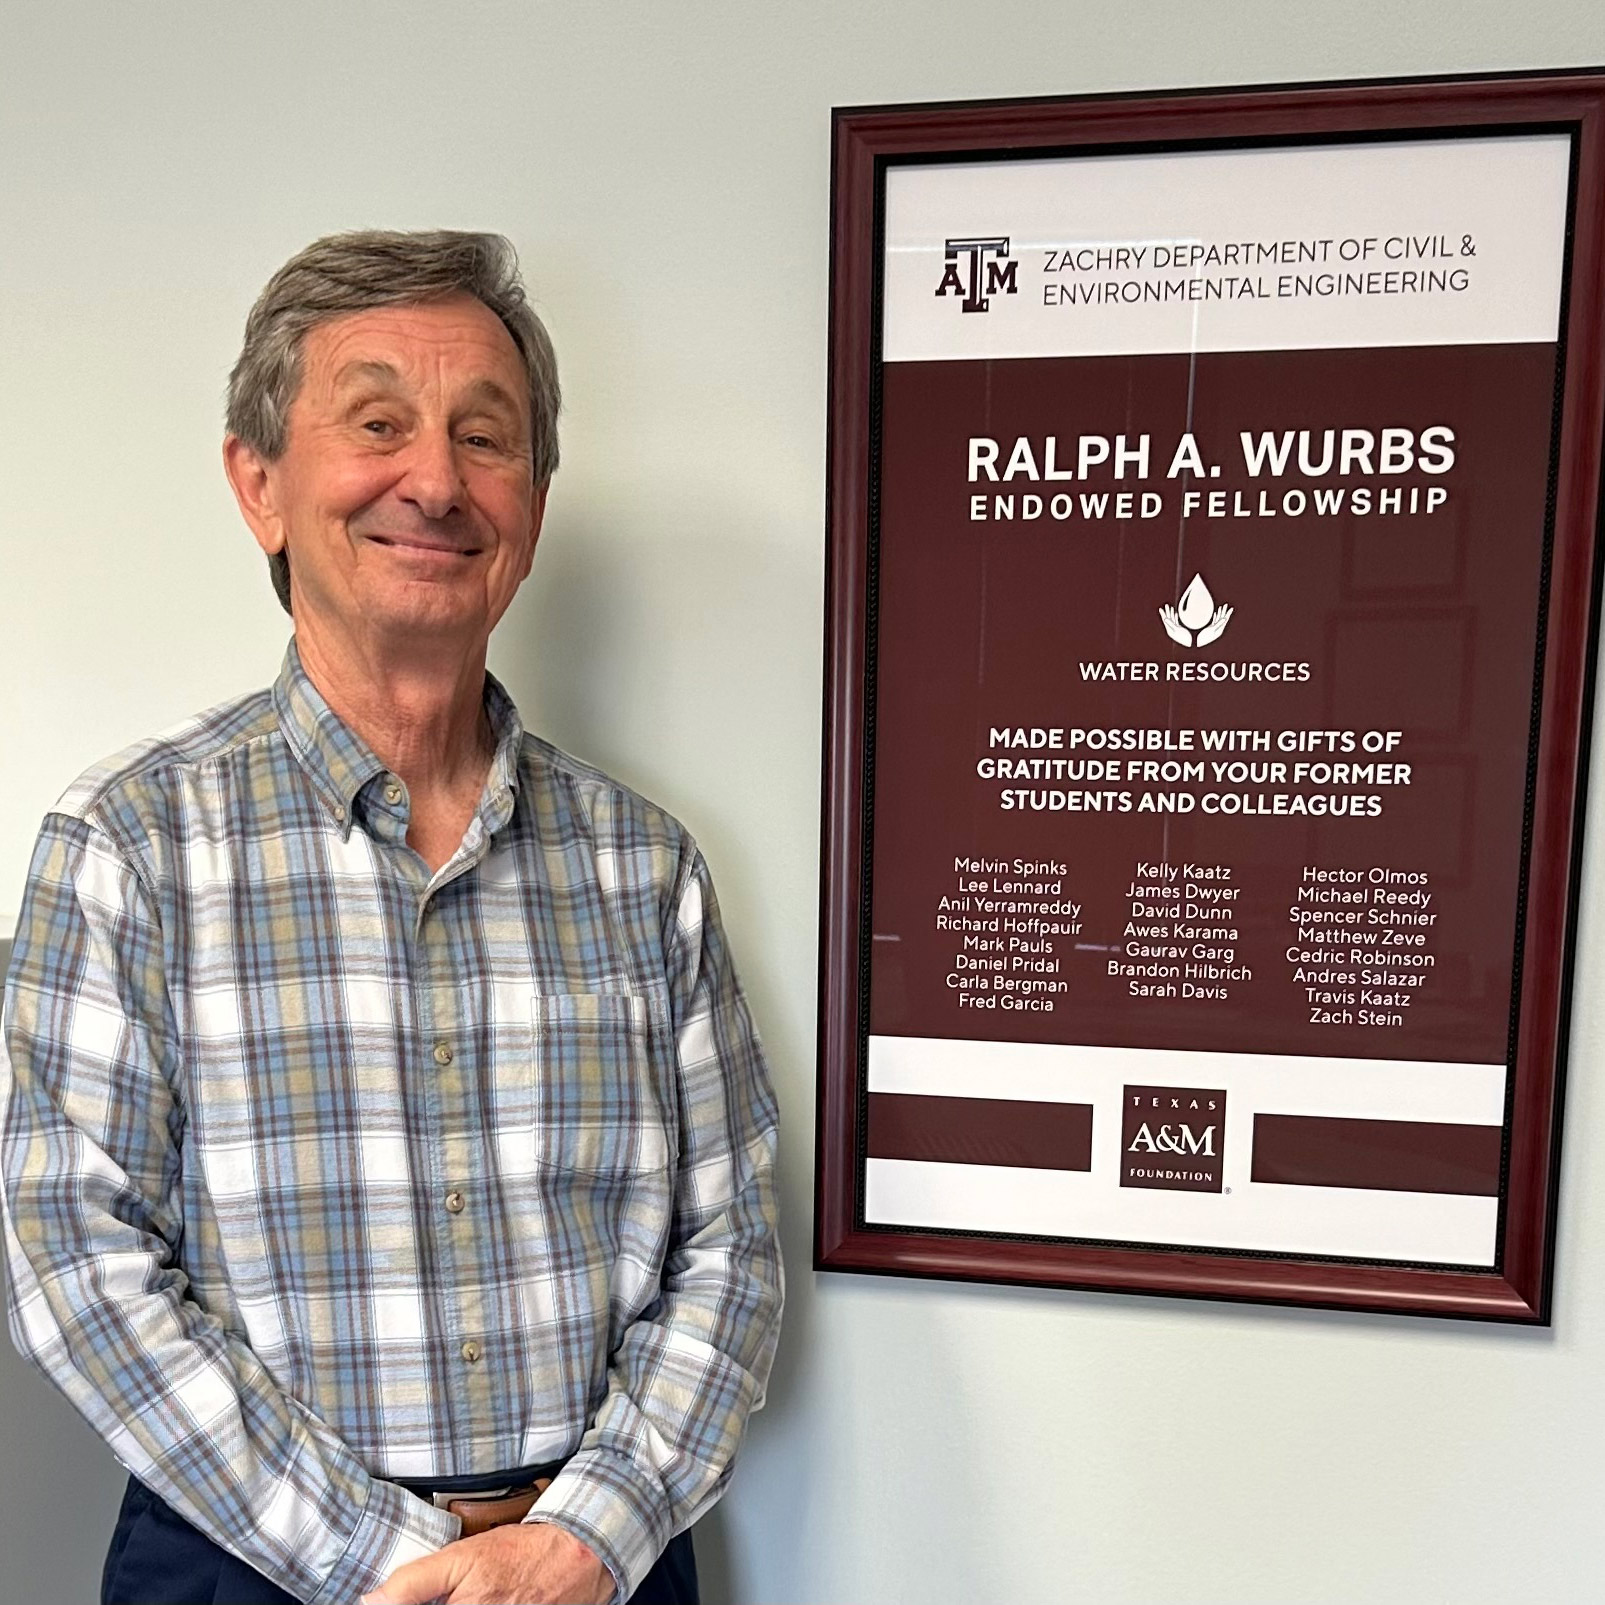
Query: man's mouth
367,534,483,558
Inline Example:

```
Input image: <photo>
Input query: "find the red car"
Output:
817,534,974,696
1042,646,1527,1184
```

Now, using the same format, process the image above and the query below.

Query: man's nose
398,425,465,520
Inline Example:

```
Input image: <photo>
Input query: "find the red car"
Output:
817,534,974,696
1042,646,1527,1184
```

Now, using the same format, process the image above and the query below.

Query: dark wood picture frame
816,69,1605,1322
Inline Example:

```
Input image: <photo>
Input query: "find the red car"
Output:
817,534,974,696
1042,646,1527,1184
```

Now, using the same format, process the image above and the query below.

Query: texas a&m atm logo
1121,1085,1226,1192
934,236,1018,313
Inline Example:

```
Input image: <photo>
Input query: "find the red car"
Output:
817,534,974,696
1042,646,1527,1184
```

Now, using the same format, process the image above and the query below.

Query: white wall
3,4,1605,1601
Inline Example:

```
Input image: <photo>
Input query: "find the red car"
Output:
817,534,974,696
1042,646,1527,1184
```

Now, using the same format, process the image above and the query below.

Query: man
0,231,782,1605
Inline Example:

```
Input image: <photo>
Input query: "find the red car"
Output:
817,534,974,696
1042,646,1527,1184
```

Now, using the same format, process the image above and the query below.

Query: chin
365,586,485,639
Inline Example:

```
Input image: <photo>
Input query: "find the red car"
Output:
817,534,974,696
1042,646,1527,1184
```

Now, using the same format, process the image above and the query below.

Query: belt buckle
432,1485,514,1510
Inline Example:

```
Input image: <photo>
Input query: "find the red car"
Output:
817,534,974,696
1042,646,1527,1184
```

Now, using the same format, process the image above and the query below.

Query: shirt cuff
307,1478,461,1605
523,1446,670,1604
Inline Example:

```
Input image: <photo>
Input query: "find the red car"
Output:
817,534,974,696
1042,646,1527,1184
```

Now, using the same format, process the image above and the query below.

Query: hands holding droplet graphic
1160,573,1232,647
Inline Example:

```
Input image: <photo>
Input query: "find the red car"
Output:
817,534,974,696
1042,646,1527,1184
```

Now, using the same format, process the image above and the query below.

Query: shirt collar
479,674,524,835
272,638,525,838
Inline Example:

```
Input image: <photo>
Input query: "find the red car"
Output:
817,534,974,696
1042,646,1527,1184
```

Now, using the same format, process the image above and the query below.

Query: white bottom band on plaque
864,1035,1503,1266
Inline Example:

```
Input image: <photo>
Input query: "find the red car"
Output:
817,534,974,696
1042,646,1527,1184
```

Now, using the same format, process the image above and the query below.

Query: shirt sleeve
525,843,784,1600
0,813,460,1604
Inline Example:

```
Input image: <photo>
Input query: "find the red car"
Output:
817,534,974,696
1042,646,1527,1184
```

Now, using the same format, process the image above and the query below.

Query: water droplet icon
1177,574,1214,630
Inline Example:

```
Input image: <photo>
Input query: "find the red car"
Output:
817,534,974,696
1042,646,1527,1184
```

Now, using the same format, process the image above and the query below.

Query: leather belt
432,1476,554,1537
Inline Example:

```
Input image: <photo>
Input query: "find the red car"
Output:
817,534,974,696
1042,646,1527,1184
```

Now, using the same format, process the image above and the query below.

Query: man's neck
294,624,494,808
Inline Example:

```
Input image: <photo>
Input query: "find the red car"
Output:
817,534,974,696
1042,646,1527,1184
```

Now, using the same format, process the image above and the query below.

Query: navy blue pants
101,1471,699,1604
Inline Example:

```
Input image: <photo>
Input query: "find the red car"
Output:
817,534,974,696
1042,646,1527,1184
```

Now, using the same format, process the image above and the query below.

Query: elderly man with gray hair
0,231,782,1605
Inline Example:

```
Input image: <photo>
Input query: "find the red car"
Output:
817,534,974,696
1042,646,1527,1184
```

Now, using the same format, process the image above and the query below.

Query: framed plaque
816,71,1605,1321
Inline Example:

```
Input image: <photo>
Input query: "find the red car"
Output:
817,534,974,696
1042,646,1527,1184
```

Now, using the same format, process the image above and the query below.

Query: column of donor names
1287,865,1437,1028
938,854,1082,1014
1115,859,1252,1002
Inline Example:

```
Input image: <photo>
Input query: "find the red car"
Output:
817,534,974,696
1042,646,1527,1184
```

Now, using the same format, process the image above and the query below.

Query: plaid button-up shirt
0,643,782,1603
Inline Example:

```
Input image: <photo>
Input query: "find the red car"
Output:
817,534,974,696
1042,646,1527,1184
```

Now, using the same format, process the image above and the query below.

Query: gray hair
226,229,561,614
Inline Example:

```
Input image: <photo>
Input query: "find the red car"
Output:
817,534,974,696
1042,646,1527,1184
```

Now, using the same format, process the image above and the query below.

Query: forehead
300,294,527,403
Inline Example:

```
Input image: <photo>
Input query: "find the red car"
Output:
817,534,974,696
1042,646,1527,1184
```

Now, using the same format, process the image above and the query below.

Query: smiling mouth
367,534,483,558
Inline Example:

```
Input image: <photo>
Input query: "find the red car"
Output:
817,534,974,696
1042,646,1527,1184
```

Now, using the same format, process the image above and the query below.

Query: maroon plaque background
870,344,1550,1065
817,72,1605,1322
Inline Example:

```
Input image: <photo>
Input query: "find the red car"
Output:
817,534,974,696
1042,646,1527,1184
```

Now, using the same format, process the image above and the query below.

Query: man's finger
362,1547,464,1604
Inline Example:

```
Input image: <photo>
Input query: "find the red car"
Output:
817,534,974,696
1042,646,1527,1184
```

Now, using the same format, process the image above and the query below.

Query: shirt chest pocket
527,990,675,1175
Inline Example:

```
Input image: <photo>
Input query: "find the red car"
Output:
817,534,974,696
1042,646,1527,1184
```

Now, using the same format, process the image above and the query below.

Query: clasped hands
362,1522,614,1605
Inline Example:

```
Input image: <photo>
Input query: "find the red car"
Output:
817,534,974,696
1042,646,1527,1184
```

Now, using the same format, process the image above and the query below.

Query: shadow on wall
492,497,821,864
714,1210,824,1605
713,1263,1010,1605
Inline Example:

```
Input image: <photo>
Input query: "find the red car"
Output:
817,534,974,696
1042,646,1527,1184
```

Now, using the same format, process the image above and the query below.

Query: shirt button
460,1339,482,1364
384,781,403,805
444,1189,465,1214
433,1042,454,1067
333,805,347,822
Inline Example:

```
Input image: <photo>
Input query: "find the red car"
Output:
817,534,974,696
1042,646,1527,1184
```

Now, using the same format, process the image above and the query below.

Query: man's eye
462,433,499,450
361,418,396,437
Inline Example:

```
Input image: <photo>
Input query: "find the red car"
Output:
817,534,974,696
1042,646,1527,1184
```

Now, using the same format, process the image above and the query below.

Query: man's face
229,293,546,648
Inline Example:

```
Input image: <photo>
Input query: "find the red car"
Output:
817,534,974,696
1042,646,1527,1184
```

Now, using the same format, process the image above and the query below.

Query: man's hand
362,1523,614,1605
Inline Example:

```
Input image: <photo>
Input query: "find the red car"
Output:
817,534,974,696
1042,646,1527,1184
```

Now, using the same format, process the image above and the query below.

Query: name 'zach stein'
966,425,1456,523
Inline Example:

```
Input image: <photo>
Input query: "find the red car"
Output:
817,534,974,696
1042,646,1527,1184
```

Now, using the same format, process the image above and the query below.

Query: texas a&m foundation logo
1121,1085,1226,1192
934,236,1018,313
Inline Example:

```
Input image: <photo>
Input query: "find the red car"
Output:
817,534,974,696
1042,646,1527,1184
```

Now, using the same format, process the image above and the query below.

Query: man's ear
223,434,287,558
